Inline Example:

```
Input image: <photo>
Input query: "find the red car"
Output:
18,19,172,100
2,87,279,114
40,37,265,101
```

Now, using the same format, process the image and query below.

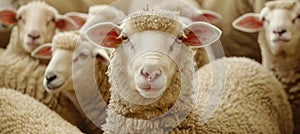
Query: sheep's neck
259,33,300,106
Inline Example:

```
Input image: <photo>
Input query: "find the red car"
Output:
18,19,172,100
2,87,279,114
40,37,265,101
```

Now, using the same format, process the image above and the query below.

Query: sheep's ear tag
31,43,52,59
85,22,122,48
183,22,222,48
0,9,17,26
232,13,262,33
193,10,222,23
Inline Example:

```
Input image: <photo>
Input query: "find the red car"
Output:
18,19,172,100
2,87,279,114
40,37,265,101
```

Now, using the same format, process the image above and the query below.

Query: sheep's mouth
46,82,65,91
273,38,290,44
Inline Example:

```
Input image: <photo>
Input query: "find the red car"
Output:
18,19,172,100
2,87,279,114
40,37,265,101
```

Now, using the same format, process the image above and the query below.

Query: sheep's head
86,9,221,100
233,0,300,55
40,32,110,92
0,1,86,53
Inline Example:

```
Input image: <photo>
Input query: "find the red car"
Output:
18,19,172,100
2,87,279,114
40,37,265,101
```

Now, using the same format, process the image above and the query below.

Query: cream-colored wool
0,27,87,132
0,88,83,134
46,31,111,133
104,57,293,133
96,9,293,133
256,1,300,132
198,0,276,62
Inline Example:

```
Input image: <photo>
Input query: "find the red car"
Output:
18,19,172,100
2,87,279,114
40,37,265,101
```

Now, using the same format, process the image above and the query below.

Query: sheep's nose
273,29,287,36
141,66,162,82
28,31,41,40
46,74,57,84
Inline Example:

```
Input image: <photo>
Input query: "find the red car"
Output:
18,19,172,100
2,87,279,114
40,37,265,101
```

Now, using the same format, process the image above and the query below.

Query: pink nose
28,31,41,40
141,67,162,82
273,29,287,36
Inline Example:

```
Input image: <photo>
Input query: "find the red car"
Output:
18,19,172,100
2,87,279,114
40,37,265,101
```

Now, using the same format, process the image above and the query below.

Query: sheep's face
122,31,181,99
261,3,300,55
0,1,87,54
86,19,221,100
16,3,58,53
233,0,300,56
43,38,110,93
44,48,73,92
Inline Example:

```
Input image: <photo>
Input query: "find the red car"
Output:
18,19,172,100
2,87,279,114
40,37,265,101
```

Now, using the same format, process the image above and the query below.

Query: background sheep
0,88,83,134
0,0,31,48
198,0,280,62
232,0,300,132
37,5,126,133
0,1,89,132
85,9,293,133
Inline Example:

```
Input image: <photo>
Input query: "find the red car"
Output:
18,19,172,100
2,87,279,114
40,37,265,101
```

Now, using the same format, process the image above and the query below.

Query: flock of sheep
0,0,299,133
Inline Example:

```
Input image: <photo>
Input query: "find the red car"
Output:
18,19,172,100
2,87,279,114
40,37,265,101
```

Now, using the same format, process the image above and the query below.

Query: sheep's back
0,88,83,133
177,57,293,133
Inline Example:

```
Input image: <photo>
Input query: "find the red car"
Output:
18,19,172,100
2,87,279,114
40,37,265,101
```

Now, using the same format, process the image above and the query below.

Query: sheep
232,0,300,132
37,5,126,133
85,8,293,133
0,1,90,132
0,88,83,133
197,0,280,62
0,0,31,48
40,31,111,133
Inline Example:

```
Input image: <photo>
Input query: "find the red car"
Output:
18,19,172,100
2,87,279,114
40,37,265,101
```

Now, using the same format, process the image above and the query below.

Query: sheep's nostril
148,70,162,82
273,29,287,36
141,69,150,77
28,34,41,40
46,75,57,84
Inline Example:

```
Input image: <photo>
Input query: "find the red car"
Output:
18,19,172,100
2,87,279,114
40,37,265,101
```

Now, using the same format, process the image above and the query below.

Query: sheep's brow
266,0,297,10
126,7,183,35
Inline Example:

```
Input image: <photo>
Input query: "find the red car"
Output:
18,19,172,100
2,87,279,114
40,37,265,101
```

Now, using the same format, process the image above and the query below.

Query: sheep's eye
293,15,300,23
18,16,22,20
176,34,184,42
262,17,266,21
79,51,89,59
121,34,129,41
47,17,56,26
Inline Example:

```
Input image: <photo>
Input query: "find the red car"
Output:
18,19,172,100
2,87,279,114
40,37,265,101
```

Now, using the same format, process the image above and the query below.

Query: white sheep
85,8,293,133
36,5,126,133
198,0,278,62
39,32,110,133
0,1,89,132
232,0,300,132
0,88,83,133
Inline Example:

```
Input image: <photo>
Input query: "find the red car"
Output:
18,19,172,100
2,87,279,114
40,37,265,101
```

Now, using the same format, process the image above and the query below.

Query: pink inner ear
56,19,77,31
193,14,218,23
36,47,52,56
183,31,202,46
68,16,85,27
236,16,263,29
93,29,122,48
0,10,17,25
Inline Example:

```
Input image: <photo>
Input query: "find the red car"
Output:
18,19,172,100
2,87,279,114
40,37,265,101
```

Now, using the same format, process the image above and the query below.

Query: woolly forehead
52,32,80,51
17,1,58,16
261,0,300,17
122,9,183,36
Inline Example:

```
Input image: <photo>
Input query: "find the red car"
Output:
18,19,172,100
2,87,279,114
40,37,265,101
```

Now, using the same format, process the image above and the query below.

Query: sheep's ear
31,43,52,59
56,16,80,31
183,22,222,48
64,12,87,27
85,22,122,48
93,48,110,65
232,13,262,33
193,10,222,23
0,9,17,26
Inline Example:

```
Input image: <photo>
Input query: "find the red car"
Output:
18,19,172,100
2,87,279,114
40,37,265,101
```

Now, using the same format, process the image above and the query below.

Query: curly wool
0,27,86,132
50,31,111,133
104,57,293,133
257,0,300,132
0,88,83,134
